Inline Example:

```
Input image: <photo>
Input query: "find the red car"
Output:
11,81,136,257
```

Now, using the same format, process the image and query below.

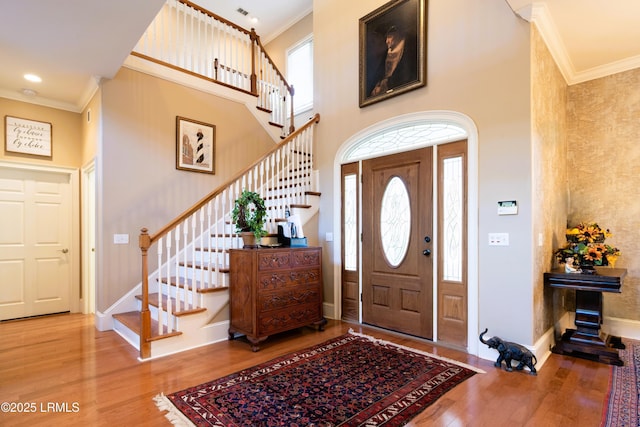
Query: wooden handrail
135,2,311,357
134,0,296,134
145,113,319,245
138,114,319,358
254,34,294,98
176,0,292,98
179,0,251,36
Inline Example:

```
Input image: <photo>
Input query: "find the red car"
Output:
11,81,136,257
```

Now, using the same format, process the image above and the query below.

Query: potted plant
231,190,268,247
555,222,621,274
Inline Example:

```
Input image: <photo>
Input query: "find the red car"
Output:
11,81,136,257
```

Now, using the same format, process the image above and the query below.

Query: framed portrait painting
359,0,427,107
176,116,215,174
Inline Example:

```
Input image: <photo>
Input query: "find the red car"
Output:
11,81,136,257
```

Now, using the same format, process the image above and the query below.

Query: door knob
423,249,431,256
424,236,431,243
59,248,69,254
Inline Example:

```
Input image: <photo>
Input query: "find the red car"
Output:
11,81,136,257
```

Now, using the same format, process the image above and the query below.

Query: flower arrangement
555,222,620,270
231,190,268,239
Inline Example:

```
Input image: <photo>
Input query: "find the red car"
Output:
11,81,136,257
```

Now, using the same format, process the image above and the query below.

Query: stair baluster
132,0,294,135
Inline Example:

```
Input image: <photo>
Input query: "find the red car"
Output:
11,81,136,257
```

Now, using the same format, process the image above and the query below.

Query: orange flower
582,246,604,262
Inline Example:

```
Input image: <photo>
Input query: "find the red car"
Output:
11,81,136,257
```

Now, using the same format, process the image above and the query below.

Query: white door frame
331,110,479,356
82,160,96,314
0,160,81,314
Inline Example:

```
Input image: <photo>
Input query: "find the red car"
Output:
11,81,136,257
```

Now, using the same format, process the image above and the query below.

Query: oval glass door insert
380,176,411,267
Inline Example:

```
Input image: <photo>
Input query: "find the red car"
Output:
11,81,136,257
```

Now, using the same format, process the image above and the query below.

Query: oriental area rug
155,331,483,426
601,340,640,427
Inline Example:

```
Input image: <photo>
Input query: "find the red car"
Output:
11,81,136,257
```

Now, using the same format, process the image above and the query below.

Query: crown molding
508,1,639,85
570,53,640,85
0,89,82,113
529,3,573,84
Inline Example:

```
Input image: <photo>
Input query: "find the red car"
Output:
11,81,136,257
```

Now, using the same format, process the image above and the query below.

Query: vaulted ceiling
0,0,637,112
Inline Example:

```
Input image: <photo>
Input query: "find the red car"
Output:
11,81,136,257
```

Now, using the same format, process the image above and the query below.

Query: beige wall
567,68,640,321
313,0,535,344
98,67,275,311
265,13,314,129
81,90,101,167
265,13,313,73
531,25,569,340
1,98,82,168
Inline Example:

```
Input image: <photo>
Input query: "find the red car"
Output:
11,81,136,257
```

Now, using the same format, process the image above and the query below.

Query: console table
228,246,326,351
544,268,626,366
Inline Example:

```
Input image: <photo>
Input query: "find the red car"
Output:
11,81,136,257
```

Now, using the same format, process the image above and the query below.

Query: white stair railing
132,0,294,135
137,114,319,359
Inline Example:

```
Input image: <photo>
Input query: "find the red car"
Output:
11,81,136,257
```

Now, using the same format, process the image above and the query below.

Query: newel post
139,228,152,359
288,84,296,135
250,28,258,95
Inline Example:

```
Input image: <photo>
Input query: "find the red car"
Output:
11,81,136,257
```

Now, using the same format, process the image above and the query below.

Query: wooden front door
0,166,73,320
362,147,433,339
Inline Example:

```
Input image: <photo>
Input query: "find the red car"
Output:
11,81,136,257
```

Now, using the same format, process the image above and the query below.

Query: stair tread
178,261,230,272
113,311,182,341
158,276,230,292
135,293,207,316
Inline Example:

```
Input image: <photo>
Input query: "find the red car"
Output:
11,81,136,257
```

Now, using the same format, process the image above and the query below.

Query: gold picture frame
176,116,215,174
359,0,427,107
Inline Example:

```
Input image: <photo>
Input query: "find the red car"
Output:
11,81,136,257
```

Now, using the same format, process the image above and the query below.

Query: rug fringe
154,393,196,427
347,329,486,374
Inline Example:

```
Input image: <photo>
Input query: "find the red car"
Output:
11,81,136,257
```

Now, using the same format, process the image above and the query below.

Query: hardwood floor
0,313,611,426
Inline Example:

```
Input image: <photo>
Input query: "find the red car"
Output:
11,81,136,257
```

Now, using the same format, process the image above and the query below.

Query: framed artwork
4,115,52,158
359,0,427,107
176,116,215,174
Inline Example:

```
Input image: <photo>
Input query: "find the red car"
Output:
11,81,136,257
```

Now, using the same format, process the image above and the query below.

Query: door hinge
360,232,363,242
360,293,363,302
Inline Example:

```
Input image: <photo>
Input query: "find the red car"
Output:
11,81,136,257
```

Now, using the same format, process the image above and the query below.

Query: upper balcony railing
132,0,294,135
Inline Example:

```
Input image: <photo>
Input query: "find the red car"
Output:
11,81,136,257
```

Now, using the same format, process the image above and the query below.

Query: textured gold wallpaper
567,68,640,320
531,25,569,340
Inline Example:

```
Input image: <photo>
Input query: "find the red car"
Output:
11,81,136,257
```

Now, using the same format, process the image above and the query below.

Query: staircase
131,0,296,138
108,0,320,359
112,115,320,359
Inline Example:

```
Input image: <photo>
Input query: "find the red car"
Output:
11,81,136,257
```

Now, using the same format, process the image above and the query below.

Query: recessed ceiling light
24,73,42,83
21,88,38,97
250,17,259,24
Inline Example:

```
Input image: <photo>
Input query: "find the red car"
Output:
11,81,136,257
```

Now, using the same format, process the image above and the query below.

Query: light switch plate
488,233,509,246
113,234,129,244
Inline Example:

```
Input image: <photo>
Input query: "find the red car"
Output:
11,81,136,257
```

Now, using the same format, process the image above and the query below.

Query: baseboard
323,302,336,320
603,316,640,340
532,312,640,372
531,324,560,370
94,283,144,331
94,310,112,331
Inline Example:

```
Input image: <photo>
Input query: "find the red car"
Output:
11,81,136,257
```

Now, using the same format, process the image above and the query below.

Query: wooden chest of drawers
228,246,325,351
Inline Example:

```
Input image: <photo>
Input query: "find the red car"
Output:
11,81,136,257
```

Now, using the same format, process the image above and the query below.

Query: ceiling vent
236,8,249,16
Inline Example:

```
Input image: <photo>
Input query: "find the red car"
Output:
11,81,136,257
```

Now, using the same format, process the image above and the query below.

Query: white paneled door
0,166,72,320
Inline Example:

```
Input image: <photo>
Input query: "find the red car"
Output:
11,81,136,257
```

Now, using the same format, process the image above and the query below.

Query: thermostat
498,200,518,215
